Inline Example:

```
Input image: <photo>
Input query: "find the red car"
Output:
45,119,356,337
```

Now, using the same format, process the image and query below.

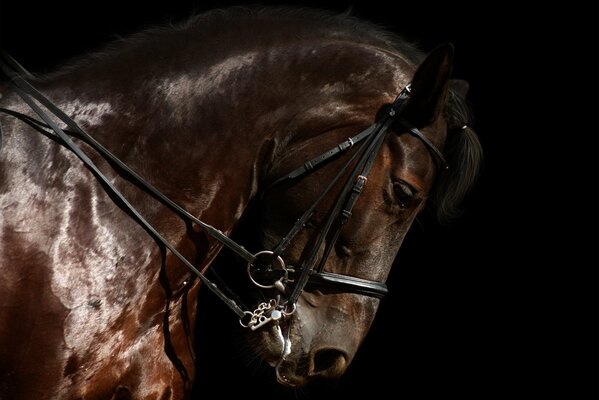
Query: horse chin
275,364,306,388
273,342,348,388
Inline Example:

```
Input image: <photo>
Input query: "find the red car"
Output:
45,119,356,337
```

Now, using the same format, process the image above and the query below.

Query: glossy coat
0,7,481,399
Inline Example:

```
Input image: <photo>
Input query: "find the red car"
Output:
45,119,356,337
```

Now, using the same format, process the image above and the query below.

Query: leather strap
307,271,388,298
268,124,377,187
397,117,449,170
253,268,388,298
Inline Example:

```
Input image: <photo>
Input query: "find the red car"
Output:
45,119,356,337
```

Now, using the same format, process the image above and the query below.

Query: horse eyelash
392,181,416,209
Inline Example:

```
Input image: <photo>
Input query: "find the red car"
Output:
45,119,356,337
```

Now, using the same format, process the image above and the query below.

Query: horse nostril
311,348,347,376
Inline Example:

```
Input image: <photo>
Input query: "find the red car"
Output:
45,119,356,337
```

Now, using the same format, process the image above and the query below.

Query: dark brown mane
35,6,424,81
173,6,424,60
434,89,483,222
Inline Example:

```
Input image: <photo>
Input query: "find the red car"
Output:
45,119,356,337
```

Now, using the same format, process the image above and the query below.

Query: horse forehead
381,122,446,181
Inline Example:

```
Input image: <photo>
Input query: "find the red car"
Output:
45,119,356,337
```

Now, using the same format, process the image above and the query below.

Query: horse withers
0,7,481,399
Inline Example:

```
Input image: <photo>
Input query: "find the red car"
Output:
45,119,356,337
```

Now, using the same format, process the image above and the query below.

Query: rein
0,53,447,330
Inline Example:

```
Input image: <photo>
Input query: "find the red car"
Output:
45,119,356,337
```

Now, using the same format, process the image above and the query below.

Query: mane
432,89,483,223
35,5,424,80
172,6,424,60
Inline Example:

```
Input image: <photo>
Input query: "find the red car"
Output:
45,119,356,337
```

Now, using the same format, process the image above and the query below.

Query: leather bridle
0,53,447,330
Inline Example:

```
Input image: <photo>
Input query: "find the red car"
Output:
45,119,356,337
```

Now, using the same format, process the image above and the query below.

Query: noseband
0,54,447,331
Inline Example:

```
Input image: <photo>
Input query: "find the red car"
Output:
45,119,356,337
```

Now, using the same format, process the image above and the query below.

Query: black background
1,1,596,399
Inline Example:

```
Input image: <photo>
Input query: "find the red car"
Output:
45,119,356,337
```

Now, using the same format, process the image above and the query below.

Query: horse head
239,44,482,387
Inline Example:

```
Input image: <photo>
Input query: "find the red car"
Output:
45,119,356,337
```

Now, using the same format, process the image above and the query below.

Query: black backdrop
1,1,596,398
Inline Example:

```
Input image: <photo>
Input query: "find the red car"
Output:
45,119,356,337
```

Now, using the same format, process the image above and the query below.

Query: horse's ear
403,43,454,126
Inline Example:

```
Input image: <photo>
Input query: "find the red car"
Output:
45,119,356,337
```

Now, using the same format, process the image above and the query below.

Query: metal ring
283,302,297,316
239,311,254,328
247,250,287,289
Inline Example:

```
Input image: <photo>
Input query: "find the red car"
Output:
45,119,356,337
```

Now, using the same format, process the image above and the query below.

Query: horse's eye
393,181,415,208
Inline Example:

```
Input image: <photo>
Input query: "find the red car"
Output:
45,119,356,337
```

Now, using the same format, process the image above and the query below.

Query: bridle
0,53,448,330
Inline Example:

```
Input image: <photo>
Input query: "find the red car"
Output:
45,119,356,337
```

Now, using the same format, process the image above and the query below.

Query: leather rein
0,54,447,330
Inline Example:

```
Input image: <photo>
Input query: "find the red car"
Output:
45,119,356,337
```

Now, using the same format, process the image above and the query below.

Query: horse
0,6,482,399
